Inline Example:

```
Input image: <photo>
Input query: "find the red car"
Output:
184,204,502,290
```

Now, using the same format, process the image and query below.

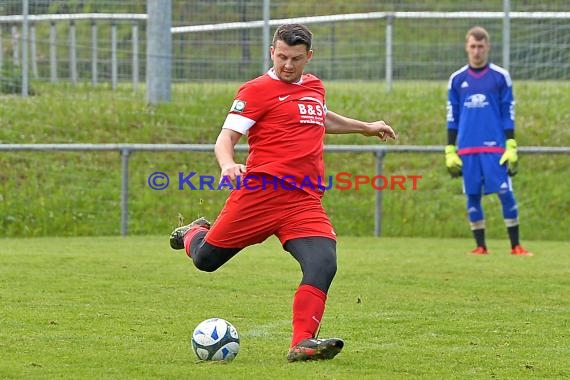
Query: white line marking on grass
240,320,290,338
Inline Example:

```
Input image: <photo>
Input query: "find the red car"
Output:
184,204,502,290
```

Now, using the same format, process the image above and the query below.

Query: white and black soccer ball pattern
191,318,240,361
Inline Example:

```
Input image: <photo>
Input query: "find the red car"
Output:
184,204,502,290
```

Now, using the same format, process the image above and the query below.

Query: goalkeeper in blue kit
445,26,532,256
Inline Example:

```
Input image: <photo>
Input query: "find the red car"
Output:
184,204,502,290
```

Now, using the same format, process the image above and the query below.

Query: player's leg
461,154,487,254
497,186,533,256
482,154,532,256
467,193,487,253
288,239,335,348
170,216,242,271
274,188,342,361
187,231,242,272
170,180,277,271
284,236,343,362
498,186,519,246
285,236,337,339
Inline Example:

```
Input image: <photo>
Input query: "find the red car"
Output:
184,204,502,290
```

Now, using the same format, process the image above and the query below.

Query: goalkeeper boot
169,217,211,250
511,245,533,256
469,246,488,255
287,338,344,362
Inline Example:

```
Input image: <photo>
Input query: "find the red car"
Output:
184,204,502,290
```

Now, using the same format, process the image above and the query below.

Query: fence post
262,0,270,73
91,20,98,85
502,0,511,71
69,20,77,86
385,14,394,93
49,21,57,83
30,22,38,78
0,27,3,70
146,0,172,104
21,0,29,97
132,22,139,91
111,22,117,90
374,151,386,236
120,148,131,236
11,26,18,65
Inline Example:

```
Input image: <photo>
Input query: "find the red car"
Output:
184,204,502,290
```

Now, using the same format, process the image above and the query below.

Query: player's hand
368,121,397,141
499,139,518,176
220,163,246,185
445,145,462,178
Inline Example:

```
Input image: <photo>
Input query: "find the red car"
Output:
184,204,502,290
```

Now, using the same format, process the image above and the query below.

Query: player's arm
500,72,516,131
445,86,462,177
498,76,518,176
324,110,396,141
499,128,518,176
216,90,256,183
447,128,457,145
215,128,246,182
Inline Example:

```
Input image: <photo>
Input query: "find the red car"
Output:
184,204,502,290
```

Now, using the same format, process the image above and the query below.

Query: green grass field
1,236,568,379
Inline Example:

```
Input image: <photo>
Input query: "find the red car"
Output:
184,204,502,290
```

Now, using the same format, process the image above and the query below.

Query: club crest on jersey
230,99,247,113
464,93,488,108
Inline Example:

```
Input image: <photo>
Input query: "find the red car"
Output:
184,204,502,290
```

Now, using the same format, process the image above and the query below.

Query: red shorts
205,175,336,248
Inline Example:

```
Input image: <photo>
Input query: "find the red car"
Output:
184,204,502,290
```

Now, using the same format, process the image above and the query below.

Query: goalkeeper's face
270,40,313,83
465,36,490,68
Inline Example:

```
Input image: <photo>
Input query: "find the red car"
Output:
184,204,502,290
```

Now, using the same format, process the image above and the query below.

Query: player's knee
191,244,223,272
193,255,222,272
466,194,484,222
305,253,337,293
316,243,338,290
192,243,240,272
321,253,337,280
498,190,516,203
498,191,518,219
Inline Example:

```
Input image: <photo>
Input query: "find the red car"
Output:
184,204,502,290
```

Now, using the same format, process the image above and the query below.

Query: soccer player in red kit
170,23,396,362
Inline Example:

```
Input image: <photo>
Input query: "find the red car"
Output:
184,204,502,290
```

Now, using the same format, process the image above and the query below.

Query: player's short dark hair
272,23,312,51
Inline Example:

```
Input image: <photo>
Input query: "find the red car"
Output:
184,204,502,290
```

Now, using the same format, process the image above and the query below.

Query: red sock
183,227,208,257
291,284,327,348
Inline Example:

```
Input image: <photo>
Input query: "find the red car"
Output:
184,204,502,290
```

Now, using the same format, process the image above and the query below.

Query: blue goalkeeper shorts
460,153,512,195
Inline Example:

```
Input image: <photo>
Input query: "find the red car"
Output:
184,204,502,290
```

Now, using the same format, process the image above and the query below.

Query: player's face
465,36,490,68
270,40,313,83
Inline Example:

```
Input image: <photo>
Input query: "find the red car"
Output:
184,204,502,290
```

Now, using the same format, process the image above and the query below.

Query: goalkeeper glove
499,139,518,176
445,145,463,178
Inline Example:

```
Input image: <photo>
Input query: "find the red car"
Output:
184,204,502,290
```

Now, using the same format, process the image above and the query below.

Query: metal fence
1,143,568,237
2,1,570,100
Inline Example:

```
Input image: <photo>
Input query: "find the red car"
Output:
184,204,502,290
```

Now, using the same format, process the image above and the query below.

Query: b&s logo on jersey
297,96,325,126
464,93,489,108
230,99,247,113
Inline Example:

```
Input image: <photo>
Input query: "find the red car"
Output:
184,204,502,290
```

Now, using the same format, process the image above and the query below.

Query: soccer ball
191,318,240,362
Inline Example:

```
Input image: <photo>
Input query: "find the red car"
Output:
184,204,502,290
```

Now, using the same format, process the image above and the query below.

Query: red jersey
222,69,327,198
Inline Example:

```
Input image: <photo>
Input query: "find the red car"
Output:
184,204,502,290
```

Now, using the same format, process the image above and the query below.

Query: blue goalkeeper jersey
446,63,515,155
